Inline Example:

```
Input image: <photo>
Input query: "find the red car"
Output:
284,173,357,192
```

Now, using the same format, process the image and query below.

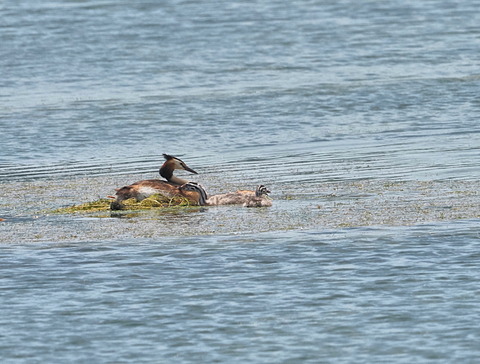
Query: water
1,226,480,363
1,0,480,362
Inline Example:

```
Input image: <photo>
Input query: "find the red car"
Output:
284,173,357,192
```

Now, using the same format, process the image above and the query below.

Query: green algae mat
52,194,195,214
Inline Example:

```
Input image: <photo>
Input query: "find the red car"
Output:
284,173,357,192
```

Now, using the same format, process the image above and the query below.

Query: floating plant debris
1,177,479,243
52,194,194,214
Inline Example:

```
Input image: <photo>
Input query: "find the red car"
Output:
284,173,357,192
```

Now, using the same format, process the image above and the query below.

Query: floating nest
53,194,194,214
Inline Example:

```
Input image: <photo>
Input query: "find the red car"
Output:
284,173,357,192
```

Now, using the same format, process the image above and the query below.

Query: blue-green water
1,225,479,363
1,0,479,362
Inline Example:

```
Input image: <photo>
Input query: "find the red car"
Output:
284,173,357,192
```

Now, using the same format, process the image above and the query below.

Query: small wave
0,157,162,182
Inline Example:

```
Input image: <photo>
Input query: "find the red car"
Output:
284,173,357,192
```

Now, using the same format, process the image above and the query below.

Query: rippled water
1,0,480,362
2,226,480,363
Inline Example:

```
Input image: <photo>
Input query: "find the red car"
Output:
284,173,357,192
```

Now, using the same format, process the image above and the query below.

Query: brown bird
110,154,199,210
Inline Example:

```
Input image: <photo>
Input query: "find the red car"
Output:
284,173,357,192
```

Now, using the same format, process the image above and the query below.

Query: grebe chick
111,154,198,210
243,185,272,207
178,182,208,206
206,185,272,207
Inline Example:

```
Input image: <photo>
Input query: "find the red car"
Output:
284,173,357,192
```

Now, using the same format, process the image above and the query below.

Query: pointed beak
182,164,198,174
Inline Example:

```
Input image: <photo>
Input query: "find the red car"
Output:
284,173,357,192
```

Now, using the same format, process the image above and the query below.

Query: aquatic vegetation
2,177,479,243
53,199,112,213
52,194,193,214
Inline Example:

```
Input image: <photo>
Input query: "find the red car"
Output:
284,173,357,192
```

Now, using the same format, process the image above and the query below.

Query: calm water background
1,0,480,363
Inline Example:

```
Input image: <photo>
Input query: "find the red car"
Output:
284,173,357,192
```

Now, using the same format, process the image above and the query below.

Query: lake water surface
1,0,479,362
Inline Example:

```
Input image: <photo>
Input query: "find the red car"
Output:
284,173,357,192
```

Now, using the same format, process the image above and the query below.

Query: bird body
206,185,272,207
111,154,198,210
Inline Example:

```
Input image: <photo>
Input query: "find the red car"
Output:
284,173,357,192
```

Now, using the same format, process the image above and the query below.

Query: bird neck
169,175,189,185
160,163,188,185
159,162,173,180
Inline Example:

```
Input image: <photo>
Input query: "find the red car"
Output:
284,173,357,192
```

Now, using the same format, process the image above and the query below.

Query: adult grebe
159,154,198,185
110,154,198,210
205,185,272,207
